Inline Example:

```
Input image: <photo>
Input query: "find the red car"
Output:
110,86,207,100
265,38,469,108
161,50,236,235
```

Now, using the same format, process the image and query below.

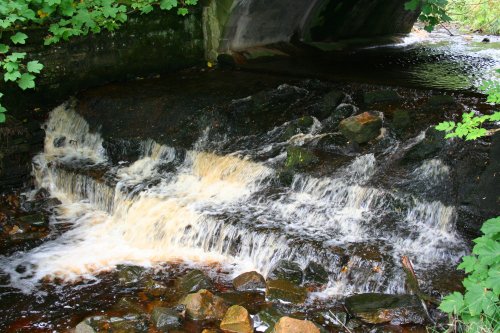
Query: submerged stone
175,269,213,294
392,109,411,130
113,296,144,313
266,279,307,304
233,271,266,292
143,278,169,297
179,289,228,321
344,293,426,325
319,90,345,119
404,127,446,161
220,305,253,333
304,261,329,285
339,112,382,144
272,317,320,333
75,314,148,333
268,260,303,285
151,306,183,331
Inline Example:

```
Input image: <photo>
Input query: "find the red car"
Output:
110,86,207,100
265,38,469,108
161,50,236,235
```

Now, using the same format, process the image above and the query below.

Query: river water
0,28,498,332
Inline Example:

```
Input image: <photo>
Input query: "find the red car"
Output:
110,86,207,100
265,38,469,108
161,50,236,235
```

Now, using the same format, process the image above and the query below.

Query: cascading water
0,99,468,302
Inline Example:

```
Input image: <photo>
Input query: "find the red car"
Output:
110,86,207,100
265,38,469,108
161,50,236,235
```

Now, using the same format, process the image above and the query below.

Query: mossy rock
256,307,284,333
392,109,411,130
339,112,382,144
116,265,146,285
281,116,315,141
151,306,183,331
303,261,329,285
284,146,319,170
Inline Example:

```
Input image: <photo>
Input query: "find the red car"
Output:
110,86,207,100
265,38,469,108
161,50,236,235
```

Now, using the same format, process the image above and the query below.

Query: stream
0,28,498,332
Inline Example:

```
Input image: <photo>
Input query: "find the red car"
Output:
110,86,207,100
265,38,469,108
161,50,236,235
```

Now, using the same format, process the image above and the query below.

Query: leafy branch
404,0,452,32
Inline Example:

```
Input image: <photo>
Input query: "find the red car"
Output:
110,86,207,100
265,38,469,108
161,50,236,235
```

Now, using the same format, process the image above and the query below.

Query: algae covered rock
233,271,266,292
344,293,426,325
339,112,382,144
272,317,320,333
266,279,307,304
220,305,253,333
116,265,146,285
179,289,228,320
392,109,411,130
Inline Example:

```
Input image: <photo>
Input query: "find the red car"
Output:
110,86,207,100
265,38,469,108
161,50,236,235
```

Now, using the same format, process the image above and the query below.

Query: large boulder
220,305,253,333
175,269,213,294
268,260,303,284
179,289,228,321
339,112,382,144
233,271,266,292
272,317,320,333
266,279,307,304
403,127,446,162
344,293,427,325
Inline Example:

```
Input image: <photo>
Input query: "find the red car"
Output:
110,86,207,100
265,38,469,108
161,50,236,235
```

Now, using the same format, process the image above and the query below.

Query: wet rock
281,116,315,140
75,314,148,333
53,136,66,148
339,112,382,144
482,38,490,43
311,308,348,327
318,90,345,119
284,146,318,170
175,269,213,294
266,279,307,304
392,109,411,130
256,307,283,332
268,260,303,284
220,305,253,333
17,213,47,227
233,271,266,292
345,293,426,325
116,265,146,285
272,317,320,333
144,278,169,297
304,262,329,285
179,289,228,321
403,127,446,162
151,306,183,331
364,90,402,104
321,103,358,132
113,296,144,313
202,329,221,333
34,188,50,200
220,291,266,314
426,95,456,107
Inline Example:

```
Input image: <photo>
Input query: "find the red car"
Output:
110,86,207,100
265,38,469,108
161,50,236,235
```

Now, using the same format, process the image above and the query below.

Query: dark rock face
233,271,266,292
404,127,446,162
345,293,427,325
267,260,304,284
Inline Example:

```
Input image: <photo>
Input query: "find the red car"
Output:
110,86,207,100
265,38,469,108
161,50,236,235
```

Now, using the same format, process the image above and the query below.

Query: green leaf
160,0,177,10
0,113,5,123
481,217,500,236
17,73,36,90
10,32,28,44
0,44,9,53
4,71,21,82
485,267,500,295
435,121,455,131
439,292,464,314
27,60,44,74
458,255,478,273
463,282,485,316
177,7,189,16
4,62,19,73
473,236,500,266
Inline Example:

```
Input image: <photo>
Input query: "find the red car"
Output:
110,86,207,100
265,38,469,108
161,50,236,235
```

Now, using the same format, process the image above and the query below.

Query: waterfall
1,103,466,298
